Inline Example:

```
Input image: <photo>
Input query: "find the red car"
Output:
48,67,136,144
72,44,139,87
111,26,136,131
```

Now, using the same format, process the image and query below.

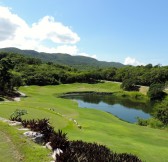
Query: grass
0,121,51,162
0,82,168,162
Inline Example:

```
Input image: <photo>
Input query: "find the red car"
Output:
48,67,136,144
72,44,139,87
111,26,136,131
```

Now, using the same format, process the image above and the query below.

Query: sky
0,0,168,66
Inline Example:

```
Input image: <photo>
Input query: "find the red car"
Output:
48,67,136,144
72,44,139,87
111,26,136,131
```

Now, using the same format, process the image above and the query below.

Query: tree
155,107,168,125
120,78,136,91
147,83,165,100
0,58,14,93
154,100,168,125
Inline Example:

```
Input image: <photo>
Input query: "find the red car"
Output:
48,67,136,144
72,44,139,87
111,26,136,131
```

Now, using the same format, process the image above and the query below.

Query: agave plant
19,118,142,162
49,129,69,152
56,140,142,162
21,118,54,142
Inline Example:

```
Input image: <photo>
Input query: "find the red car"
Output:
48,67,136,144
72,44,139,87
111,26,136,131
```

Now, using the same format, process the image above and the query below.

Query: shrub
9,109,27,122
21,118,54,142
49,130,69,151
155,107,168,125
148,118,165,128
137,117,165,129
56,140,142,162
147,83,165,100
14,117,142,162
137,117,148,126
121,79,136,91
154,100,168,126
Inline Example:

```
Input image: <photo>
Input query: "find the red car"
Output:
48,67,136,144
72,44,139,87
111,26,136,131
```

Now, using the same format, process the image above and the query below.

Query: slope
0,82,168,162
0,47,124,69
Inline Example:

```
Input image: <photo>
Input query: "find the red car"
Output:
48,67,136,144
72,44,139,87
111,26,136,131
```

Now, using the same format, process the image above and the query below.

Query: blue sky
0,0,168,65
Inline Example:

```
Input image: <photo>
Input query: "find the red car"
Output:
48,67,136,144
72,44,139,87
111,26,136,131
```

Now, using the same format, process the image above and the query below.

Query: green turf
0,121,51,162
0,82,168,162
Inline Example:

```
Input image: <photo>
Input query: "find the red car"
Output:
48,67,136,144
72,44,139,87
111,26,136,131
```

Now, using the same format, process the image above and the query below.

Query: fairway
0,82,168,162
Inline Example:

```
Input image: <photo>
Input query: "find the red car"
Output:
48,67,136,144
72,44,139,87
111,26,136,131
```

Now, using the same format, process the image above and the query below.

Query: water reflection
62,93,154,123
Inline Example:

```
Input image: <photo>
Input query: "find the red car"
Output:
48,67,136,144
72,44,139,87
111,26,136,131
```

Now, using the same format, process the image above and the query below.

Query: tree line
1,52,168,94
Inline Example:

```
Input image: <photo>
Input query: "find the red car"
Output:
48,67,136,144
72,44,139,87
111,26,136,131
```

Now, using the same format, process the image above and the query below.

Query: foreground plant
21,118,54,142
56,140,142,162
9,109,27,122
11,116,142,162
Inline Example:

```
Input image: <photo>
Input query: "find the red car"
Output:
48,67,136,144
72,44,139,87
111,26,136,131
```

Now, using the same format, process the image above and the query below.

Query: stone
18,91,26,97
32,134,44,144
18,128,30,131
52,148,63,160
23,131,44,144
14,97,21,102
45,142,52,150
23,131,41,138
9,121,22,126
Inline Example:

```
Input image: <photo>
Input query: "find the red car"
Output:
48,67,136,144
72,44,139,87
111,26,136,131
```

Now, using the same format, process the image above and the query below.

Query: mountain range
0,47,124,69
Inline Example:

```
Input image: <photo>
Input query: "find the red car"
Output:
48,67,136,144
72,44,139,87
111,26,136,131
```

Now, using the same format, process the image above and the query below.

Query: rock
45,142,52,150
18,128,30,131
23,131,44,144
32,134,44,144
9,121,22,126
0,117,10,123
14,97,21,102
73,120,77,124
23,131,42,138
18,91,26,97
52,148,63,160
0,117,6,121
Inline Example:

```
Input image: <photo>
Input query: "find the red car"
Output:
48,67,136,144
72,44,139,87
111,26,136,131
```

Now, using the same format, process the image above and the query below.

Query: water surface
63,93,153,123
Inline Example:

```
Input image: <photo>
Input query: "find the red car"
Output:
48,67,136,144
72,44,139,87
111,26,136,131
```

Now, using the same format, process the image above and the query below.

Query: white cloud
35,45,79,55
124,57,145,66
0,6,97,59
0,6,80,45
0,6,29,42
0,6,93,57
78,52,97,59
29,16,80,44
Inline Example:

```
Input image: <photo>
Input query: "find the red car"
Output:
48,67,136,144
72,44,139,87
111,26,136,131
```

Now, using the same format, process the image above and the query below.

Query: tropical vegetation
0,50,168,161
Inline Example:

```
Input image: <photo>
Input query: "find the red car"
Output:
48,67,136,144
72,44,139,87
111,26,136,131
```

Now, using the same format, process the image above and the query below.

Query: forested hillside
0,48,124,70
1,51,168,96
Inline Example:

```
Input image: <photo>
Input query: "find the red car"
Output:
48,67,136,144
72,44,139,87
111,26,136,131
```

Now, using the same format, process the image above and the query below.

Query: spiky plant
49,129,69,151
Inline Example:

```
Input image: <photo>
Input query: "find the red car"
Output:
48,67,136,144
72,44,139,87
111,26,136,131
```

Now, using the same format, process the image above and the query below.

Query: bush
137,117,165,129
148,118,165,128
21,118,54,142
121,79,137,91
137,117,148,126
56,140,142,162
147,83,165,100
9,109,27,122
16,117,142,162
154,100,168,126
49,130,69,151
155,107,168,125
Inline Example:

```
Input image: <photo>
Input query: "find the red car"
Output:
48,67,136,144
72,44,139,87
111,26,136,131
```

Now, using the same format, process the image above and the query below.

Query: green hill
0,47,124,69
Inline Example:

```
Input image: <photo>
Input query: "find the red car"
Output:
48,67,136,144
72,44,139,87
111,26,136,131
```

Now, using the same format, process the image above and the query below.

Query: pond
62,92,154,123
